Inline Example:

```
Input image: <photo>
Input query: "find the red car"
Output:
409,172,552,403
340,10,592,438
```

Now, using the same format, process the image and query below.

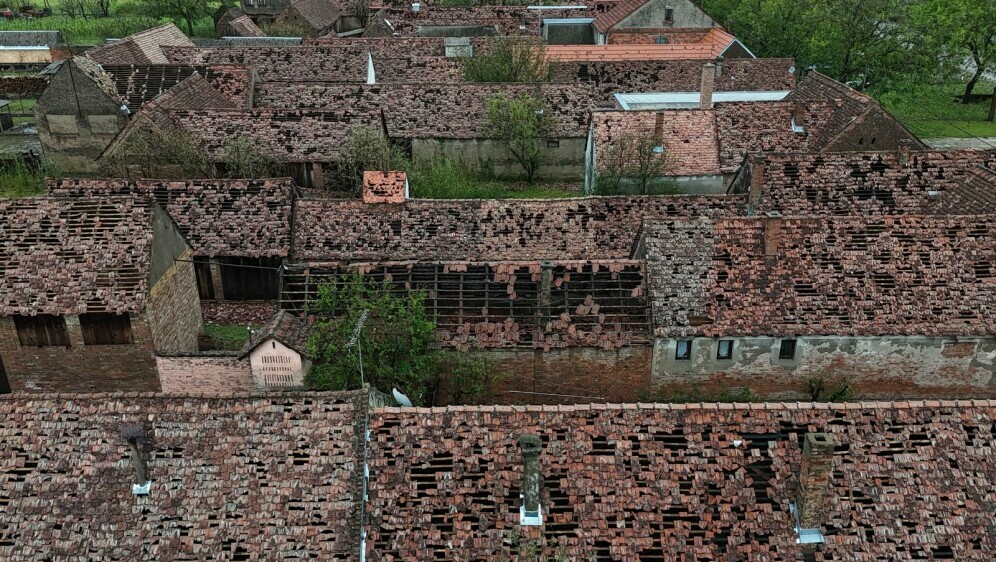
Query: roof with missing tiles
241,310,311,357
2,395,995,560
643,215,996,337
0,391,366,561
164,45,369,82
47,178,294,258
741,150,996,216
101,64,253,110
293,195,744,262
0,196,155,316
286,0,341,31
86,23,194,66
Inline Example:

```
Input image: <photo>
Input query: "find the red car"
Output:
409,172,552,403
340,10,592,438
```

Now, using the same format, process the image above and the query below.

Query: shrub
485,93,553,183
463,36,552,83
222,135,280,178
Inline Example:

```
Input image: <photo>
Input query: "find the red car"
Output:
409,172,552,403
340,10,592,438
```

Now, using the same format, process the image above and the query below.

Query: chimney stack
122,425,151,495
792,101,806,132
897,139,913,167
700,63,716,109
362,171,408,204
714,56,724,78
654,111,665,145
749,156,765,208
798,432,835,530
518,434,543,526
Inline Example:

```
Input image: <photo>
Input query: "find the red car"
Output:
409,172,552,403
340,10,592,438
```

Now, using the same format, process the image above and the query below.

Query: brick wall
0,314,159,392
436,346,653,405
147,251,202,353
157,354,252,394
652,336,996,399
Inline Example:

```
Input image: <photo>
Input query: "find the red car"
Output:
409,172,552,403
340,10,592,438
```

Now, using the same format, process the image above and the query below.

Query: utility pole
988,87,995,122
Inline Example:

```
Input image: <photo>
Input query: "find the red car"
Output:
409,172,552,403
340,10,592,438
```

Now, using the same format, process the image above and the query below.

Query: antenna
346,310,369,387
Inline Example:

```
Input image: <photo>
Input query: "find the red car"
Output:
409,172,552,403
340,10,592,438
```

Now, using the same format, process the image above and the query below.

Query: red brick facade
0,314,160,393
157,354,252,394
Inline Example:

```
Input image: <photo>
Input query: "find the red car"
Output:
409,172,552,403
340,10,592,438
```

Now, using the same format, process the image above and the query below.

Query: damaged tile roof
100,64,253,110
286,0,341,32
86,23,194,65
368,400,996,560
547,28,739,61
226,15,265,37
293,195,744,262
738,149,996,216
4,395,996,560
0,391,366,561
47,178,294,258
241,310,311,358
164,45,369,82
166,108,381,162
0,196,154,316
643,215,996,337
254,82,603,138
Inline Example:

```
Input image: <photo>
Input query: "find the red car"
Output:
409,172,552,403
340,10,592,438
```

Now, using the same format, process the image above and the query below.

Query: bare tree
596,130,674,195
485,93,553,183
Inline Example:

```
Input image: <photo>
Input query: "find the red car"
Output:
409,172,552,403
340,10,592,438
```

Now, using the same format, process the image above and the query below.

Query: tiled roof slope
163,46,368,82
0,196,153,316
87,23,194,65
644,215,996,337
594,0,699,32
593,102,835,176
48,178,293,258
306,36,447,56
254,82,603,138
367,401,996,560
241,310,310,357
0,392,365,561
554,57,797,93
101,64,254,110
293,195,744,262
744,150,996,216
167,108,382,161
288,0,341,31
371,56,464,82
71,56,124,104
786,71,924,151
227,15,265,37
547,29,737,61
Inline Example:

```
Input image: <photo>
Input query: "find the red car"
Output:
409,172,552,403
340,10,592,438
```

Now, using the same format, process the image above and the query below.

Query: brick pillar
700,63,716,109
799,432,836,529
748,157,765,207
209,258,225,300
518,434,542,525
65,315,84,347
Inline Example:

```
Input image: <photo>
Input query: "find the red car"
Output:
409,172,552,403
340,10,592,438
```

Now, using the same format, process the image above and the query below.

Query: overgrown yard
408,159,580,199
202,323,250,351
0,160,48,197
872,80,996,139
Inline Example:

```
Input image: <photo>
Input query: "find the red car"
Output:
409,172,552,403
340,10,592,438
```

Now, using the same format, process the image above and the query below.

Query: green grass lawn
202,323,250,351
409,159,582,199
873,79,996,139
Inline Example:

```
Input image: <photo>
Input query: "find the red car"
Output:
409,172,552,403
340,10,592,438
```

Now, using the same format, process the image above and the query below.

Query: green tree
596,130,676,195
145,0,211,35
438,355,509,405
222,135,280,178
485,93,552,183
305,275,438,406
462,37,552,83
329,125,409,195
913,0,996,103
100,125,209,178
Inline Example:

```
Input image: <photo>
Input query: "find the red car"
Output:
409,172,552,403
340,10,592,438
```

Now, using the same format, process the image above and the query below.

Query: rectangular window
675,340,691,360
664,7,674,22
80,313,134,345
547,139,560,148
717,340,733,360
778,339,797,360
14,315,70,347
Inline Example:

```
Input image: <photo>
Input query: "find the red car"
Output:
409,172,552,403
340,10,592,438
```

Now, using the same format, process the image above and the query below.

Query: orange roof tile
547,28,739,62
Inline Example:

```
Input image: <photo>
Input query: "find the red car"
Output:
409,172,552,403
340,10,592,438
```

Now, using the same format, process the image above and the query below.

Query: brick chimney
749,156,765,207
798,432,836,530
121,425,151,495
714,55,724,78
518,434,543,526
897,138,913,167
654,111,665,145
362,171,408,204
792,101,806,132
700,63,716,109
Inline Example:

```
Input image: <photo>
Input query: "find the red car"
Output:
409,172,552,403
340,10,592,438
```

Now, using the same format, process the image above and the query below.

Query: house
593,0,720,44
34,58,253,172
586,69,922,193
0,30,67,71
3,394,996,560
240,310,312,388
547,28,752,59
640,213,996,398
85,23,194,66
240,0,292,26
217,8,266,38
275,0,340,37
0,196,201,393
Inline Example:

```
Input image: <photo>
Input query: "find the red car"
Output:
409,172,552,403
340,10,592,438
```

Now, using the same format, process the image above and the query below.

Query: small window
80,313,134,345
778,339,797,360
664,7,674,22
717,340,733,360
547,139,560,148
14,315,70,347
654,35,668,44
675,340,691,360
